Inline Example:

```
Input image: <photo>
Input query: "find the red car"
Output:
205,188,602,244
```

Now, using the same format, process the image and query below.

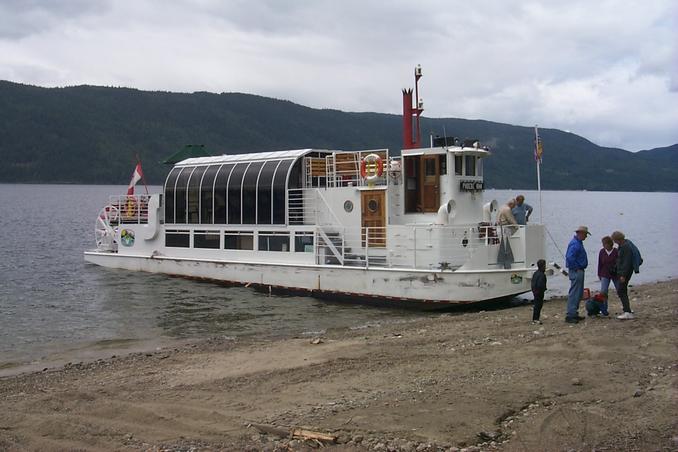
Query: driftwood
249,423,337,443
291,428,337,442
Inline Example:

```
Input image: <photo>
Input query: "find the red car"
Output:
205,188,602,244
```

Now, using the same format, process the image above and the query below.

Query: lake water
1,184,676,373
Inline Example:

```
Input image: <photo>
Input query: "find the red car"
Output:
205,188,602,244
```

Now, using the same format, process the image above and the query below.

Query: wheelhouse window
224,231,254,250
188,166,207,224
294,231,314,252
258,231,290,252
194,230,220,249
439,154,447,175
464,155,476,176
165,229,190,247
454,155,463,175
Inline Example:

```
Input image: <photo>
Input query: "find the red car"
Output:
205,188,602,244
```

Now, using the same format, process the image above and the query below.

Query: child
586,292,608,316
531,259,547,324
597,236,618,316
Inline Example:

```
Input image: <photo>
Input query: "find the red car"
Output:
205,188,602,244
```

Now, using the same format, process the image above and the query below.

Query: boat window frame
193,229,221,249
223,230,255,250
258,231,290,252
174,167,194,224
200,164,221,225
241,161,265,225
187,165,207,224
165,229,190,248
163,167,182,224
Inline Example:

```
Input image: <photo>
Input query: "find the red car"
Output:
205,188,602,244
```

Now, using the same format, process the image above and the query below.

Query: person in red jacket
597,236,619,316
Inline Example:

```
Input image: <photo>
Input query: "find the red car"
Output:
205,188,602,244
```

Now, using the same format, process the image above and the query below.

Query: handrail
311,223,529,271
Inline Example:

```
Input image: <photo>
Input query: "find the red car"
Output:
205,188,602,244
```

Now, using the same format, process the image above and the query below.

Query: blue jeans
567,269,584,318
600,277,620,296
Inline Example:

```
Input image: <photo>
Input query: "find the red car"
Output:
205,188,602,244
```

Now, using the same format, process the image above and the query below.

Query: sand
0,279,676,451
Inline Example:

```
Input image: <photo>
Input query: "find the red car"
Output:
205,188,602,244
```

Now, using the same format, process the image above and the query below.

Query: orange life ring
360,154,384,181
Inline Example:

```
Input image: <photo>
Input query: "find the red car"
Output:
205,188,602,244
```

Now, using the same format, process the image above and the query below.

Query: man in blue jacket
565,225,591,323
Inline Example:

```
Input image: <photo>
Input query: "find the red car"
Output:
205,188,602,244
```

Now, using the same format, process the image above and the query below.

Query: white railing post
365,227,370,269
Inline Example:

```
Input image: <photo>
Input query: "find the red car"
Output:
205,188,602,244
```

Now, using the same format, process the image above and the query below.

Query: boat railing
314,223,525,270
304,150,393,188
288,188,343,226
107,195,150,225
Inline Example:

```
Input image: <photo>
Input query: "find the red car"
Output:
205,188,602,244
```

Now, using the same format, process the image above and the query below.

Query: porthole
344,200,354,213
368,199,378,213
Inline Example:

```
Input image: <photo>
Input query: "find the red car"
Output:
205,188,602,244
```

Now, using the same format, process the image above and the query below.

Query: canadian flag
127,162,144,195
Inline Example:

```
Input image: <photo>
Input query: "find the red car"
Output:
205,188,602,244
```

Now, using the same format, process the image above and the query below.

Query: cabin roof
176,149,320,167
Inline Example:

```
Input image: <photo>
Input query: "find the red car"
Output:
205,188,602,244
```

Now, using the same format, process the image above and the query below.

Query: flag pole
136,153,149,195
534,125,543,224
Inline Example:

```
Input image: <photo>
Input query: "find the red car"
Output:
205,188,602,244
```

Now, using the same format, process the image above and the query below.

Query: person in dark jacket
597,236,619,316
531,259,547,324
611,230,635,319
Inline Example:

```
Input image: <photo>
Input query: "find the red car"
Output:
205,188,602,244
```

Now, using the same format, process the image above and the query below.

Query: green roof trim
162,144,212,164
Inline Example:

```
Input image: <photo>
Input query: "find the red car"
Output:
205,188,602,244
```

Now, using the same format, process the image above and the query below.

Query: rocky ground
0,279,676,452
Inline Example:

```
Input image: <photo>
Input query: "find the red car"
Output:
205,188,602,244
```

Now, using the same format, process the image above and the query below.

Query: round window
343,200,354,213
368,199,378,213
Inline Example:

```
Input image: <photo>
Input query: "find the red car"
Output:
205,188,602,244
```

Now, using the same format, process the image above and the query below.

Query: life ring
360,154,384,181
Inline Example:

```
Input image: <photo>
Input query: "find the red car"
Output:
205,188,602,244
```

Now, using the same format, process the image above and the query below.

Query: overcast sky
1,0,676,151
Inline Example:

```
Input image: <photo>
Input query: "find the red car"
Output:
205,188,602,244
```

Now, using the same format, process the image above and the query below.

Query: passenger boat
84,67,546,307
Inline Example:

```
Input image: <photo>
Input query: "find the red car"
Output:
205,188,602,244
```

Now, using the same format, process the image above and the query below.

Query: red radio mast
402,65,424,149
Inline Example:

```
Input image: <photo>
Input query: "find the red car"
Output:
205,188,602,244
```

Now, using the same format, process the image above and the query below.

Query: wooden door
361,190,386,247
420,155,440,212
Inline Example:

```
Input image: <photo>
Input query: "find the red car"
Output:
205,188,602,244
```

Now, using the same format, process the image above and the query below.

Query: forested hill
1,81,676,191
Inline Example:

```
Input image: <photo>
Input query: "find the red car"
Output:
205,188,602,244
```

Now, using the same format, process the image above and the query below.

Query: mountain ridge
1,80,676,191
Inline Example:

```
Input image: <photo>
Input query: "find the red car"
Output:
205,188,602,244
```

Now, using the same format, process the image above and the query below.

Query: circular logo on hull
121,229,135,247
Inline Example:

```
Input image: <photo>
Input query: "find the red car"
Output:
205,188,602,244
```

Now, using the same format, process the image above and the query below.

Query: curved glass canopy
163,150,311,225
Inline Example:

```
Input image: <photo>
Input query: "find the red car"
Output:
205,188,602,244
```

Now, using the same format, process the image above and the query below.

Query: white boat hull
84,251,532,306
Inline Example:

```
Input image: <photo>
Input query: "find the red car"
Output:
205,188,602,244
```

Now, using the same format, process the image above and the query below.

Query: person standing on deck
565,226,591,324
512,195,533,225
611,230,635,319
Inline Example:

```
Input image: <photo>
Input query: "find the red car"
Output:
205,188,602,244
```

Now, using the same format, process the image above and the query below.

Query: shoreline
1,278,676,451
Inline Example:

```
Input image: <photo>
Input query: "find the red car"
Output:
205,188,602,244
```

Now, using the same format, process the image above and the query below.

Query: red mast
402,65,424,149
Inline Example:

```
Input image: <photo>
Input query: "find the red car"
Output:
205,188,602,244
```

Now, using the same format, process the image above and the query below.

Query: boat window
424,157,437,177
224,231,254,250
174,167,193,224
454,155,463,175
165,229,190,247
227,163,249,224
257,160,279,225
163,167,181,224
439,154,447,175
294,232,314,252
465,155,476,176
272,160,294,224
213,164,234,224
193,230,220,249
477,158,483,177
200,165,221,224
258,231,290,252
242,161,264,225
187,166,207,224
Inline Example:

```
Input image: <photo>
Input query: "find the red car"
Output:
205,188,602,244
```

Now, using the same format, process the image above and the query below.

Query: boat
84,67,546,307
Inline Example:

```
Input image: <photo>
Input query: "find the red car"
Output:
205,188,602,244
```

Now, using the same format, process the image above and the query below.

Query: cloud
0,0,676,151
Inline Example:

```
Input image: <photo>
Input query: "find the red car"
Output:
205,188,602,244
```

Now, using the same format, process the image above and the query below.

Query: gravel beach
1,278,676,451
